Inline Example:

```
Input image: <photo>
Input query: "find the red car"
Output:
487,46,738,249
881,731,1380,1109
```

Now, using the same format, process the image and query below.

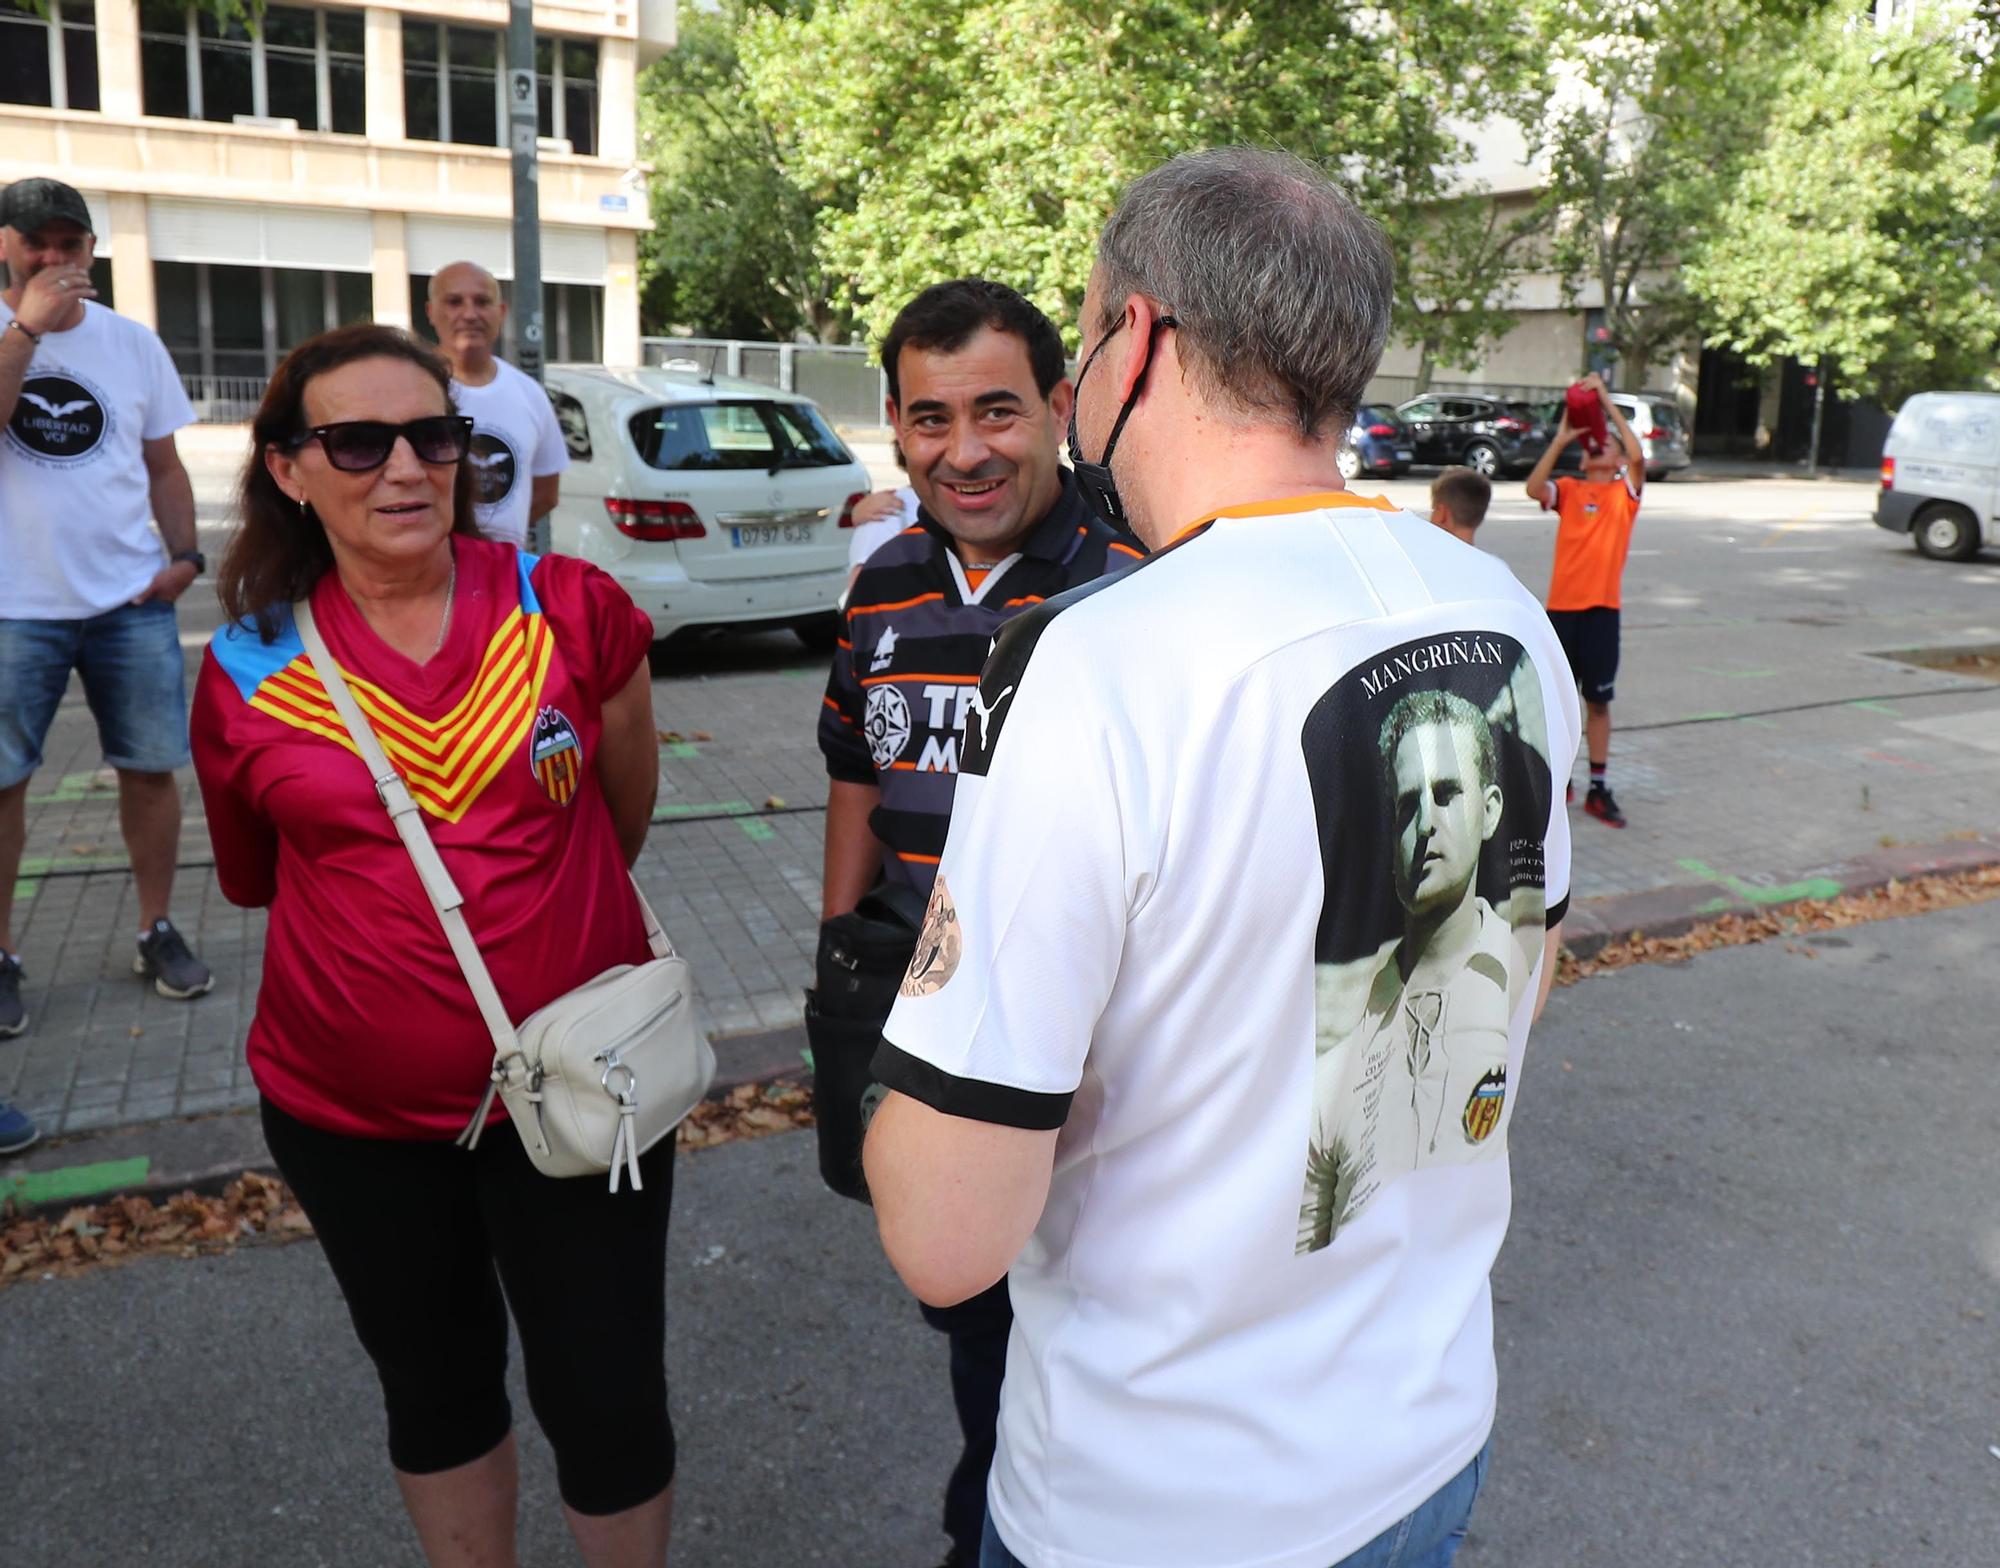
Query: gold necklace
432,559,456,656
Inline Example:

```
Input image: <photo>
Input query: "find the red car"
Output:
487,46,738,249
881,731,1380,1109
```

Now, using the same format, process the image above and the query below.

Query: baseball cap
0,178,94,236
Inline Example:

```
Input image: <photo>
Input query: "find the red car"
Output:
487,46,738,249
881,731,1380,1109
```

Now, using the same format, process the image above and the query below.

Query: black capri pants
260,1096,677,1515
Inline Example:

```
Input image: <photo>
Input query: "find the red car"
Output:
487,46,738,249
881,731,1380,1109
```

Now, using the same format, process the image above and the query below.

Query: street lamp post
505,0,548,548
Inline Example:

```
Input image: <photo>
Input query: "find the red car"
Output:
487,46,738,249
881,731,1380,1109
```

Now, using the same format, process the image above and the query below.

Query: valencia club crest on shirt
529,705,583,805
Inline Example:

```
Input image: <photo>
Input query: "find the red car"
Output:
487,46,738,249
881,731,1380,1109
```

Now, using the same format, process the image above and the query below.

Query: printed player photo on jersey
1296,632,1554,1256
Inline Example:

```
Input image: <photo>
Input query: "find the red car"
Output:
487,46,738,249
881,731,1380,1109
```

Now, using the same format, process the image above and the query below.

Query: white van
1875,391,1999,561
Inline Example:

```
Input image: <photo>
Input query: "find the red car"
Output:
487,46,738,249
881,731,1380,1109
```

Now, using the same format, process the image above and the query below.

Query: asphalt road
5,899,1997,1566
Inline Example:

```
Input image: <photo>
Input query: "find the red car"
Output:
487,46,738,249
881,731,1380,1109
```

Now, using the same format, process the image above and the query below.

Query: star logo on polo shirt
871,624,899,674
864,685,912,771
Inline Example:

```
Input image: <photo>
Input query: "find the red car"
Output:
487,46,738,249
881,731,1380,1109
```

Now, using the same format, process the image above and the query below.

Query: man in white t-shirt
424,261,568,549
863,149,1581,1568
0,179,215,1123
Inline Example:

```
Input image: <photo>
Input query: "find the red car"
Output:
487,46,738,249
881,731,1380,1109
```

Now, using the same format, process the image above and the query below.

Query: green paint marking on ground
1735,716,1780,729
1694,895,1736,915
1677,858,1843,905
3,1156,152,1210
1850,699,1898,715
735,818,777,843
13,878,41,904
25,771,114,805
652,800,753,820
1683,711,1739,723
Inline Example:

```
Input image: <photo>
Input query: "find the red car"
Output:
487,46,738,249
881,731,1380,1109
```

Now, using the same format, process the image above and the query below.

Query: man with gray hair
424,260,568,549
862,148,1581,1568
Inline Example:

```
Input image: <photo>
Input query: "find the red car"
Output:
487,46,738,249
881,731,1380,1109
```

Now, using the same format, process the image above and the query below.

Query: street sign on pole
507,0,549,548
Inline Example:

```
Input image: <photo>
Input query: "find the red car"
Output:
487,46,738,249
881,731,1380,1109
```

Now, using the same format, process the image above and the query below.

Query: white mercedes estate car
541,365,871,649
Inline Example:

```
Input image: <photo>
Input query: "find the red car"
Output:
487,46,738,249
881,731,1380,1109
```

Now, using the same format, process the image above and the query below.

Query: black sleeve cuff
872,1039,1074,1131
1547,892,1570,929
823,755,878,786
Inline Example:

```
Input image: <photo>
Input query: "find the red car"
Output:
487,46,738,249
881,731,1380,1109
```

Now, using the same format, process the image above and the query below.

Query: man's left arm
1598,382,1645,501
136,434,199,605
528,390,570,533
529,473,561,530
865,625,1128,1306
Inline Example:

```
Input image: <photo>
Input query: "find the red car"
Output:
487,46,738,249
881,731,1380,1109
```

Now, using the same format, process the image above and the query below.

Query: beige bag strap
294,599,524,1093
294,596,678,1137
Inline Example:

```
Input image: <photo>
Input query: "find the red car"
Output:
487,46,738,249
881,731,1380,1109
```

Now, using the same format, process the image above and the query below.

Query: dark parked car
1394,394,1550,477
1339,403,1415,481
1543,392,1691,481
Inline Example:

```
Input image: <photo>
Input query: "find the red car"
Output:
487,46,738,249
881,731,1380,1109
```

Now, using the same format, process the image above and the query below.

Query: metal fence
639,338,890,427
180,374,269,424
638,341,1579,428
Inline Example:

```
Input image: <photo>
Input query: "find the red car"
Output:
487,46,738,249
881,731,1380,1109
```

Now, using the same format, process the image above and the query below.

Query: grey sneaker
0,952,23,1037
134,919,214,1000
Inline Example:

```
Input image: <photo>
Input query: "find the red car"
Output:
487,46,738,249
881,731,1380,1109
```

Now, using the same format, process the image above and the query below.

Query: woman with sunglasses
188,323,678,1567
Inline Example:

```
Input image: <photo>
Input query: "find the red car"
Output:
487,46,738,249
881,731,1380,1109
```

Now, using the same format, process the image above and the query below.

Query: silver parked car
541,365,871,649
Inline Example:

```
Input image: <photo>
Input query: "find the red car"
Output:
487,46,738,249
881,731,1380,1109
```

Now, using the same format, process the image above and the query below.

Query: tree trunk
1415,341,1435,394
1806,358,1828,478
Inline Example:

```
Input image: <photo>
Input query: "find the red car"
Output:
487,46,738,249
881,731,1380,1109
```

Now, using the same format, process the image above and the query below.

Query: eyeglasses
284,416,474,473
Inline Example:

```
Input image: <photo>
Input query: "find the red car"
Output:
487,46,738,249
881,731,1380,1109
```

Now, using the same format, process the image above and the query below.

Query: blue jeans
0,601,189,789
920,1277,1013,1558
979,1442,1491,1568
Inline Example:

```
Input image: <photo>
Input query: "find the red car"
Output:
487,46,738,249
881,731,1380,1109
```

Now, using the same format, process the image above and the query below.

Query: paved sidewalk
6,469,1999,1138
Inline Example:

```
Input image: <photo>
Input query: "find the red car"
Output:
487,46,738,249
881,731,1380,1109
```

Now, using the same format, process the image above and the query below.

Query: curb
12,834,2000,1217
1561,833,2000,959
2,1022,812,1221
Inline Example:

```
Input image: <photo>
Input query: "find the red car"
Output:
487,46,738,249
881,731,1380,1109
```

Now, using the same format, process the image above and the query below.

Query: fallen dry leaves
677,1079,814,1151
0,1087,818,1289
1556,863,2000,986
0,1170,313,1290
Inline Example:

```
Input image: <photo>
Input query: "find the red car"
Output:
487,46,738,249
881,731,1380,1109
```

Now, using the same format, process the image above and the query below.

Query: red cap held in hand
1565,383,1608,456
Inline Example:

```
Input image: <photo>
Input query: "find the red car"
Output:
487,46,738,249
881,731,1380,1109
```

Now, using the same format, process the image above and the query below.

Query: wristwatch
171,549,206,575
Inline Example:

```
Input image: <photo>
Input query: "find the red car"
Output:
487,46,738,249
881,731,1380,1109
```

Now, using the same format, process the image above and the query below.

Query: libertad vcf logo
529,705,583,805
9,372,110,464
468,431,519,506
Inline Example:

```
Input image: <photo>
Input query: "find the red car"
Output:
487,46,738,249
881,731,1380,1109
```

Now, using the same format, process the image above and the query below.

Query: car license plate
730,522,816,548
1394,449,1413,461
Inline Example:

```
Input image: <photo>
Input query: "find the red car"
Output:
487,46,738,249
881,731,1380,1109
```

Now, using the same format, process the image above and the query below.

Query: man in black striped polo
816,277,1140,1568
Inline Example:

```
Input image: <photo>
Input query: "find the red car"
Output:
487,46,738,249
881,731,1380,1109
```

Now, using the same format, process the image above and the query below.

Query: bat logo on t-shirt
8,373,108,463
468,431,519,507
21,392,92,418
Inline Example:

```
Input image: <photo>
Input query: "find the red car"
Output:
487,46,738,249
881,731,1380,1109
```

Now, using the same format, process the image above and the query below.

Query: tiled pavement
6,462,2000,1136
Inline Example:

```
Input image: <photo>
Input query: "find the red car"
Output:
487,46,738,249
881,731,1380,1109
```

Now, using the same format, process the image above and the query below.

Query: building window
138,2,364,133
404,22,596,155
550,283,603,361
157,260,371,391
1,0,100,113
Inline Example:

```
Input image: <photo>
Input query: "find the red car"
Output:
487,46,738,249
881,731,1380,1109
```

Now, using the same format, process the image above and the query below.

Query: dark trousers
260,1097,677,1515
919,1278,1014,1558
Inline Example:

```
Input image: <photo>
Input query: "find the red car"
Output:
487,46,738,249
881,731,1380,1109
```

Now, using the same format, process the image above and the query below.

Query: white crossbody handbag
296,597,715,1192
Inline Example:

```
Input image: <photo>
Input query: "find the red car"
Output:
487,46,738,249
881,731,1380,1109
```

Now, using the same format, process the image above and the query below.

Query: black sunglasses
285,415,474,472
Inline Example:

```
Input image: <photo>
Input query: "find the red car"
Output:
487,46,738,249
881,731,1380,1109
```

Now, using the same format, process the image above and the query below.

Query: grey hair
1094,148,1394,442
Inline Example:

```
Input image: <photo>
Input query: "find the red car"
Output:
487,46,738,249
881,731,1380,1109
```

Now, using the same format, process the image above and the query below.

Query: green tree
1530,0,1805,384
1686,4,2000,408
739,0,1536,344
636,2,852,341
1390,194,1542,393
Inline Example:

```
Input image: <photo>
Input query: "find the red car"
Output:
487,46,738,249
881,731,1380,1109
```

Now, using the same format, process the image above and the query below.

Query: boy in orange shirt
1522,372,1644,827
